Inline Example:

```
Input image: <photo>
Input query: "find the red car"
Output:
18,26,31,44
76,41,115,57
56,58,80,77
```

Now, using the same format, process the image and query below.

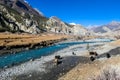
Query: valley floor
0,32,120,80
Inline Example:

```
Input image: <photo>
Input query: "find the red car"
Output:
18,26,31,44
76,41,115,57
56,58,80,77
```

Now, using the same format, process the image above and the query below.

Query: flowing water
0,39,113,68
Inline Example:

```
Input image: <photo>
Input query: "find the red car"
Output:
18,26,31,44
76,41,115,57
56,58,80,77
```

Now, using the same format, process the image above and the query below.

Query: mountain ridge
0,0,93,37
91,21,120,33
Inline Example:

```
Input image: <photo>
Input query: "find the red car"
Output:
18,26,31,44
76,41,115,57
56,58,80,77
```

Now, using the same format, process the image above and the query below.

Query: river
0,39,113,68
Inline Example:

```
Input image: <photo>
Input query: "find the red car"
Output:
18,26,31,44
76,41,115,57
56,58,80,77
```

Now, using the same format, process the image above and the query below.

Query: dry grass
0,33,69,46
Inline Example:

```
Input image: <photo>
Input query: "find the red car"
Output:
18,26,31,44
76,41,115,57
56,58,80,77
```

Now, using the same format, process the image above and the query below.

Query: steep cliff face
0,0,48,33
46,16,72,34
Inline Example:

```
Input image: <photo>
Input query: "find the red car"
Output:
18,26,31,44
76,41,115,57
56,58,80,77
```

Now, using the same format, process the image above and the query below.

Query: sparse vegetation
93,68,120,80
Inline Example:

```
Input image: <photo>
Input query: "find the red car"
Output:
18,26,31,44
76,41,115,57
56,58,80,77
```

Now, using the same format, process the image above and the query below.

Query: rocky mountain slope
46,16,72,34
46,16,93,36
0,0,93,37
0,0,48,33
72,24,90,36
0,0,43,17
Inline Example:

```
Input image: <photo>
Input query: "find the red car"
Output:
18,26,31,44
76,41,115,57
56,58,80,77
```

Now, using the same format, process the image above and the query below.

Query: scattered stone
72,52,76,55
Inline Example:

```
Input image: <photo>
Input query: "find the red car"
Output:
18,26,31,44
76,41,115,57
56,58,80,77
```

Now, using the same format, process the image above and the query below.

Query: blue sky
26,0,120,27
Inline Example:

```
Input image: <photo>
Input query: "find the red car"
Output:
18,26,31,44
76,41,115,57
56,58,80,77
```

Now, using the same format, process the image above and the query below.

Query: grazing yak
89,52,98,56
106,53,111,58
54,55,62,65
90,56,95,61
89,51,98,61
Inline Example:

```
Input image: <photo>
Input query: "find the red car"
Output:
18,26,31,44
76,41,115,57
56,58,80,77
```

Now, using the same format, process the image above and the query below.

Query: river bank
0,32,69,56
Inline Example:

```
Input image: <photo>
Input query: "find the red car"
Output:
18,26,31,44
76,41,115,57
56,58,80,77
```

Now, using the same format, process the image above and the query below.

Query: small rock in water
30,59,34,61
26,47,29,50
4,66,8,69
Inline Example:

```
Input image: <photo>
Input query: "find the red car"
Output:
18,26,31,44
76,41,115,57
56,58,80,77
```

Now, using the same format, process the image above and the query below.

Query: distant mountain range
90,21,120,39
0,0,93,37
91,21,120,33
